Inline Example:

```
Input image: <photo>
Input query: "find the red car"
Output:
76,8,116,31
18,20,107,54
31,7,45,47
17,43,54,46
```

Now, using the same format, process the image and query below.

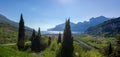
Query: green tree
60,19,74,57
17,14,25,51
31,29,41,52
111,35,120,57
104,42,113,57
48,37,51,46
31,29,36,51
57,33,61,44
37,27,41,38
108,43,113,56
36,28,41,51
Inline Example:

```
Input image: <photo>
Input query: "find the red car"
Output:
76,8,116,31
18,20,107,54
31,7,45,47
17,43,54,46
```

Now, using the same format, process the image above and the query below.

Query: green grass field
74,35,115,49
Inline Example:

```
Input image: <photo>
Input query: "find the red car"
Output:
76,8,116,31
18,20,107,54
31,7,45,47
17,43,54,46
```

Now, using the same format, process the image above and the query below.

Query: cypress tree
61,19,73,57
48,37,51,46
112,35,120,57
17,14,25,51
31,29,36,51
57,33,61,44
36,28,41,51
38,27,41,38
31,29,41,52
105,42,113,57
108,42,113,56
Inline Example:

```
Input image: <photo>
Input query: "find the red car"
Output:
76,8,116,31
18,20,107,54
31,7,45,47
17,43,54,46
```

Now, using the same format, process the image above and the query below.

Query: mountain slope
85,17,120,37
0,14,32,44
0,45,33,57
48,16,109,32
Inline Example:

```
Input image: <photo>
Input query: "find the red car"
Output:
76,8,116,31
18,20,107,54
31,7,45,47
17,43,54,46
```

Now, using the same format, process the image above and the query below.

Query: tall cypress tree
17,14,25,51
31,29,36,51
108,43,113,56
57,33,61,44
48,37,51,46
61,19,73,57
111,35,120,57
105,42,113,57
31,29,41,52
38,27,41,37
36,28,41,51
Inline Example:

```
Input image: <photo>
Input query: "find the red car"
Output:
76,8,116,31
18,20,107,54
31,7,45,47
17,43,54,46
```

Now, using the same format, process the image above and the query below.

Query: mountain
48,16,109,32
0,14,18,27
0,14,32,32
85,17,120,37
0,14,32,44
47,22,76,31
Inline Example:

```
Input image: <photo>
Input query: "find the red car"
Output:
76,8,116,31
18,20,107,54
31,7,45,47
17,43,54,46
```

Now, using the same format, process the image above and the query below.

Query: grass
0,45,33,57
0,23,32,44
82,50,104,57
73,42,104,57
74,35,115,49
38,38,60,57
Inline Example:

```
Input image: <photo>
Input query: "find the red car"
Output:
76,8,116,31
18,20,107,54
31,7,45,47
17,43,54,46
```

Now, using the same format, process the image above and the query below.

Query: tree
111,35,120,57
17,14,25,51
108,42,113,56
31,29,41,52
104,42,113,57
31,29,36,51
48,37,51,46
57,33,61,44
37,27,41,38
35,28,41,51
60,19,74,57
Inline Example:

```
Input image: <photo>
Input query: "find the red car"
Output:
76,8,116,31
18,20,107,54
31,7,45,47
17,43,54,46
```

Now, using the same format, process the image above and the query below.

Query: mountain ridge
85,17,120,37
48,16,110,32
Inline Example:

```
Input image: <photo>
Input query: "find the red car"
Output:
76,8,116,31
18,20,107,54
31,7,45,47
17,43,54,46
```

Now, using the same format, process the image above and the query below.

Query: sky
0,0,120,31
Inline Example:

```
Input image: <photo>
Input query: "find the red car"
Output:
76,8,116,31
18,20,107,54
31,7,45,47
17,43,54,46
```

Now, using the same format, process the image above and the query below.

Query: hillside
85,17,120,37
0,14,32,44
48,16,109,32
0,45,33,57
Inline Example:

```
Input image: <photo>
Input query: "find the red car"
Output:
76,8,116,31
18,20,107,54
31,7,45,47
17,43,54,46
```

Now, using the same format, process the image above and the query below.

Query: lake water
41,31,81,34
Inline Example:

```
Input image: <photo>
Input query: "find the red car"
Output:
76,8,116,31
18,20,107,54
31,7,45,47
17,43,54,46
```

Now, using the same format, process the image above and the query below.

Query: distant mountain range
85,17,120,37
47,16,110,33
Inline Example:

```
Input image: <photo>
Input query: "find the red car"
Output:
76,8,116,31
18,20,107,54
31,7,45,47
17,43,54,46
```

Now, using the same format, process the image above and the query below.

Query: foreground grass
0,45,33,57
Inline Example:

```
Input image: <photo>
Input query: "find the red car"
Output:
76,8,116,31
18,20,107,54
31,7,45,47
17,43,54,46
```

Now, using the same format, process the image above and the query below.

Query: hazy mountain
48,16,109,32
85,17,120,37
47,22,76,31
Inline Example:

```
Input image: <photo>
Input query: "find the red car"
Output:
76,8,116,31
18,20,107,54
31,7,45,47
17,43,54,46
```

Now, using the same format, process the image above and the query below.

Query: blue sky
0,0,120,31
